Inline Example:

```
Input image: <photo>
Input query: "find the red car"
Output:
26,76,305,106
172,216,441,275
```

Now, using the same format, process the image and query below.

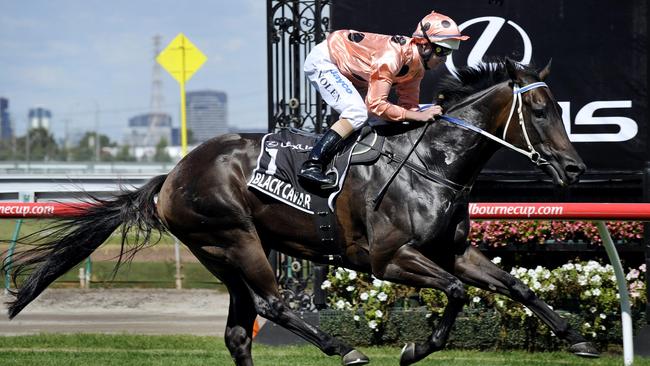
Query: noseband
437,81,550,166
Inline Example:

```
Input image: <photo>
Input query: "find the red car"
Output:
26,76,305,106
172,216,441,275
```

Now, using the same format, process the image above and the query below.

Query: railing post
174,237,183,289
3,219,23,295
313,264,327,309
596,221,633,366
635,162,650,356
84,257,92,289
643,161,650,324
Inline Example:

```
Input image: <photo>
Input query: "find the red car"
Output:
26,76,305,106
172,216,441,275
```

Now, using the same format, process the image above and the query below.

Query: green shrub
320,259,647,349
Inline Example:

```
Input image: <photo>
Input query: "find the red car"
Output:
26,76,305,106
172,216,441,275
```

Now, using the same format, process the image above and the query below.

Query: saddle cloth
247,127,383,214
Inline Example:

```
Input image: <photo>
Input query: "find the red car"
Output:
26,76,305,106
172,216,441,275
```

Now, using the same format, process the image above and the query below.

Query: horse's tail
1,174,168,319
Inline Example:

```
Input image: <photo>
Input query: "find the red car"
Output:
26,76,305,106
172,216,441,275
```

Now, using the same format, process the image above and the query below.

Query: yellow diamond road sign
157,33,207,84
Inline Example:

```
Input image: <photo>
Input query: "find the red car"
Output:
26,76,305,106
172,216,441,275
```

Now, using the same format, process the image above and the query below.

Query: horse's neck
396,83,511,189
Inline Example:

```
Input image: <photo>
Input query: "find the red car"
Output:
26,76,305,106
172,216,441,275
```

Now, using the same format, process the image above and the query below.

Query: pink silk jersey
326,30,425,122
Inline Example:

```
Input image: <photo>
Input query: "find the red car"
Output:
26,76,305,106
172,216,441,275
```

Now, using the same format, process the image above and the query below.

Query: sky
0,0,268,144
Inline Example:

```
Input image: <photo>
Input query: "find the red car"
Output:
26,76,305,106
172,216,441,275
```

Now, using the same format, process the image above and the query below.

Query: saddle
247,127,384,214
247,127,384,254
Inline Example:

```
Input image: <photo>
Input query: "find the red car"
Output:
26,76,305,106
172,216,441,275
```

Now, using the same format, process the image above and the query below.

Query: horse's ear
539,58,552,81
505,58,520,83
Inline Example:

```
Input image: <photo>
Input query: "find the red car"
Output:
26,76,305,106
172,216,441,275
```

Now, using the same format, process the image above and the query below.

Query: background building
186,90,228,143
123,112,172,147
0,97,12,140
28,107,51,130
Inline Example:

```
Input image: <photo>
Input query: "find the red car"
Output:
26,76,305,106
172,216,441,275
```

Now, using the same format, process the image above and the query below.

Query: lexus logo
446,16,532,75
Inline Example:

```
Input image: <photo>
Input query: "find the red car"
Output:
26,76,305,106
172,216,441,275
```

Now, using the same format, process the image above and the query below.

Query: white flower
360,292,369,301
377,292,388,302
347,270,358,280
524,308,533,317
640,264,646,273
583,290,592,297
372,279,383,287
335,271,343,280
601,325,606,331
532,281,541,290
497,300,504,307
491,257,502,264
626,269,640,281
548,284,556,291
473,296,481,303
375,310,383,318
590,307,597,313
599,313,607,319
584,322,591,328
336,300,346,309
321,280,331,290
578,276,588,286
346,285,355,292
370,290,378,297
425,313,432,318
368,320,377,329
353,315,360,321
592,288,601,296
590,274,602,285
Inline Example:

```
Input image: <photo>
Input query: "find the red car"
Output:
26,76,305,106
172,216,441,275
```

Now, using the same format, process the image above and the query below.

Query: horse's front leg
453,245,600,357
371,240,468,366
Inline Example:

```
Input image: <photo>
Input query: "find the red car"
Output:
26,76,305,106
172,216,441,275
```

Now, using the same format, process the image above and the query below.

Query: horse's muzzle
563,160,587,185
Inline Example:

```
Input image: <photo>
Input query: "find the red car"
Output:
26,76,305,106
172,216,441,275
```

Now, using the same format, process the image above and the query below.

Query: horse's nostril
565,163,586,175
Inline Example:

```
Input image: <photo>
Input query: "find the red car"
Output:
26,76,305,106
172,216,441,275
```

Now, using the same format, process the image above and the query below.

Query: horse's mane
436,58,539,109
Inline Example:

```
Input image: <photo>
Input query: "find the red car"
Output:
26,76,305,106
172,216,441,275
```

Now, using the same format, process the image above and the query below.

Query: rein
369,123,471,210
370,81,548,209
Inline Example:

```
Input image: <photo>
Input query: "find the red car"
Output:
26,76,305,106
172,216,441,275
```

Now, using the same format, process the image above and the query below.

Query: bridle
437,80,550,166
501,81,550,165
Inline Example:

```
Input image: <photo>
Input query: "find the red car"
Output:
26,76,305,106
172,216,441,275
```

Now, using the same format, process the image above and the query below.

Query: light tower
146,34,165,146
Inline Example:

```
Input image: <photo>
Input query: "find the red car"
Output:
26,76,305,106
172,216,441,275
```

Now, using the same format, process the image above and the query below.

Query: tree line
0,128,174,162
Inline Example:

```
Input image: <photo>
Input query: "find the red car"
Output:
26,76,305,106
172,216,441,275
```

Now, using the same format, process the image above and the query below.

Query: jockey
299,11,469,188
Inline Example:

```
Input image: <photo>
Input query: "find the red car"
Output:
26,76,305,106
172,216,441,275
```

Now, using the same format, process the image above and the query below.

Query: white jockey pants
303,41,368,130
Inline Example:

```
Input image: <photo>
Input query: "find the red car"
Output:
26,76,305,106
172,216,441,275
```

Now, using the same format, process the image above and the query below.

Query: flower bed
468,221,644,247
320,260,647,349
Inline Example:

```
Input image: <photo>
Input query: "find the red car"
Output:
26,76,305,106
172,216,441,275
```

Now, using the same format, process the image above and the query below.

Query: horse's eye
532,108,546,119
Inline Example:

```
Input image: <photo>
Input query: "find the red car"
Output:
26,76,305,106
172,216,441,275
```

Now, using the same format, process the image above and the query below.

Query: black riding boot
298,129,343,188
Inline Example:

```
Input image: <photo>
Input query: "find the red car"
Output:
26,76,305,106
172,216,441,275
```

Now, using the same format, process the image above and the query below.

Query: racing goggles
432,44,453,57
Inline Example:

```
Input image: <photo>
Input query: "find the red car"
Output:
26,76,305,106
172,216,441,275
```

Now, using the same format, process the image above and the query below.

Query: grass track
0,334,648,366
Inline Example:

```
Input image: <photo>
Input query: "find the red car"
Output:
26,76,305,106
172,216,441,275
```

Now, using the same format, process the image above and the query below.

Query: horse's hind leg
223,279,257,366
188,250,257,366
453,245,599,357
188,234,369,366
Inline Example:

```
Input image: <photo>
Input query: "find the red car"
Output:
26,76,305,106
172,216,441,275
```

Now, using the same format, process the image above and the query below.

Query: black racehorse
3,58,596,366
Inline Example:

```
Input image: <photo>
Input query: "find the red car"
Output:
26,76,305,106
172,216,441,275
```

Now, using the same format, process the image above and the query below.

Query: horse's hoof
400,342,417,366
342,349,369,365
569,342,600,358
